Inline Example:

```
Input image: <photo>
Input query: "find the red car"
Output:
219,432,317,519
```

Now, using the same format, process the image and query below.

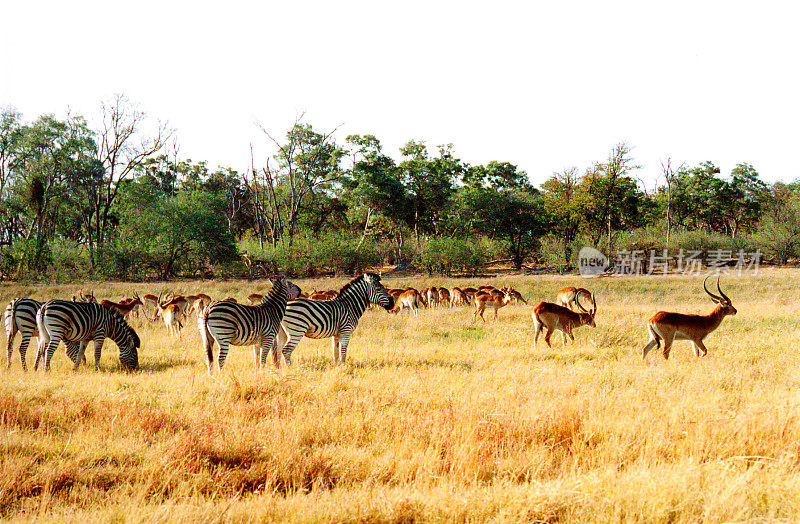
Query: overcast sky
2,1,799,187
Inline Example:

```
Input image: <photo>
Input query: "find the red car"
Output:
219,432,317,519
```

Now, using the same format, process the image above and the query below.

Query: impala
473,290,513,322
449,287,468,307
533,293,597,347
99,293,143,320
391,288,423,316
555,286,593,312
642,276,737,360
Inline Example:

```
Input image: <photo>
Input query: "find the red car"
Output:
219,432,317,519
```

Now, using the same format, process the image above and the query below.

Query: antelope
99,293,143,320
323,290,339,300
310,291,328,300
555,287,593,313
450,287,468,307
153,294,188,337
425,287,440,308
438,288,451,308
504,287,527,305
473,290,513,322
142,294,159,316
461,287,478,304
642,276,737,360
247,293,264,304
532,293,597,347
391,288,424,315
73,290,97,303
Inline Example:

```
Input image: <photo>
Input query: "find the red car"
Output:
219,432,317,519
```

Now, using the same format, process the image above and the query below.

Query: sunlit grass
1,269,800,521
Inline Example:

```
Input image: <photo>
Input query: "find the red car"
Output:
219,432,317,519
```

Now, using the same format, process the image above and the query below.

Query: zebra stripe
5,298,90,371
5,298,41,370
276,272,394,365
199,277,301,372
35,300,140,371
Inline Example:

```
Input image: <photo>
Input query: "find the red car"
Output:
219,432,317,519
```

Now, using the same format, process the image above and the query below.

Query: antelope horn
575,290,589,313
590,292,597,315
703,276,723,302
716,276,730,303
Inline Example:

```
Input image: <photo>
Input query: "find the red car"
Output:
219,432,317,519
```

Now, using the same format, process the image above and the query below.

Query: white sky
2,1,799,187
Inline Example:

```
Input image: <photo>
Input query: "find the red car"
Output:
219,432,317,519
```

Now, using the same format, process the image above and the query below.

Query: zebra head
269,276,302,301
363,273,394,311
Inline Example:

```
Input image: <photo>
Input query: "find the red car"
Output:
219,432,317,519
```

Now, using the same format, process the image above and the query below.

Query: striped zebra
276,272,394,365
198,276,301,373
35,300,140,371
5,298,42,370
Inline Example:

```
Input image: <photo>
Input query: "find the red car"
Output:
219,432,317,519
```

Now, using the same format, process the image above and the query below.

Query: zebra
275,272,394,365
5,298,97,371
35,300,140,371
198,276,301,373
5,298,43,370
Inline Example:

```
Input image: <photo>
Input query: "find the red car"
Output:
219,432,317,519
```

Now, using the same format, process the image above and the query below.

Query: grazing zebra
275,272,394,365
35,300,140,371
198,277,301,373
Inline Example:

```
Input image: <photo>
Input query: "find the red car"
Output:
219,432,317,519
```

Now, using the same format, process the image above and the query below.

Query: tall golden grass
1,269,799,522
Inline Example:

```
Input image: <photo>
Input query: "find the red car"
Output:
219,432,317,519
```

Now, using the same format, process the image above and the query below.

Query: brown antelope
100,293,142,320
310,291,328,300
642,276,737,360
323,290,339,300
504,287,528,305
425,287,440,308
438,287,451,308
247,293,264,304
461,287,478,304
154,294,188,337
73,290,96,303
391,288,424,316
555,287,593,313
532,293,597,347
450,287,468,307
473,290,513,322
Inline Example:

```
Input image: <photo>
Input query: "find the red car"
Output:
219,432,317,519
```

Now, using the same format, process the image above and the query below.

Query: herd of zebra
3,272,737,373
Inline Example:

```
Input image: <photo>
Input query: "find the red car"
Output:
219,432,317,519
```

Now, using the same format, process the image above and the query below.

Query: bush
419,237,488,276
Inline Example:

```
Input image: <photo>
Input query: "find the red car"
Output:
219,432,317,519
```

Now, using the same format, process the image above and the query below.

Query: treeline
2,97,800,281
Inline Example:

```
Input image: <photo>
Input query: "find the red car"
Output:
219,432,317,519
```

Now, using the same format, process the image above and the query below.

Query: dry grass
2,269,800,522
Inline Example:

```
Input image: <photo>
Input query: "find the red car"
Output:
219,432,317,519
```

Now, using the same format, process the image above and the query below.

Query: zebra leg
331,335,340,362
199,319,215,374
259,333,277,370
338,332,352,363
71,342,88,371
6,326,16,369
280,336,302,367
252,342,260,368
18,333,32,372
93,334,106,370
217,340,231,371
43,333,63,372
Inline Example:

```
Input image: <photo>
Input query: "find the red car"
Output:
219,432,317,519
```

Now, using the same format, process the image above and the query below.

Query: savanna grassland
1,270,800,523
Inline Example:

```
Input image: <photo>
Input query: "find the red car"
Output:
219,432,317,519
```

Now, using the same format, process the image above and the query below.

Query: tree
342,134,406,251
541,167,582,265
458,162,547,269
579,143,644,252
257,119,344,248
723,162,768,237
398,141,460,246
91,94,171,268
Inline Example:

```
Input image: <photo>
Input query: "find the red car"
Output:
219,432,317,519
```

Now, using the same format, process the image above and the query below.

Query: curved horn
575,289,589,313
716,276,731,303
703,276,722,302
590,292,597,315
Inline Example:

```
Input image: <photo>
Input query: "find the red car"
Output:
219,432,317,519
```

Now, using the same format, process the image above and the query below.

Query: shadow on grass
137,358,197,373
301,356,474,372
518,350,604,365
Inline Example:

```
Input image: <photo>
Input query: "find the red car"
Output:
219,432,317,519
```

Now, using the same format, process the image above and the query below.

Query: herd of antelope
4,275,737,371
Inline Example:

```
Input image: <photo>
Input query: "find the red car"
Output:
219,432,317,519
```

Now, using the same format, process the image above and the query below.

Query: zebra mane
337,273,380,297
261,277,287,305
105,305,139,348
